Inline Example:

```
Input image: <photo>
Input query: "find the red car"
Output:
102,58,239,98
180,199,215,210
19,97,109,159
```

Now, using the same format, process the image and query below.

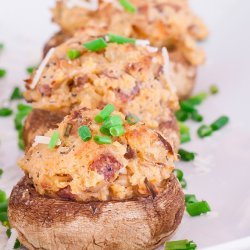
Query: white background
0,0,250,249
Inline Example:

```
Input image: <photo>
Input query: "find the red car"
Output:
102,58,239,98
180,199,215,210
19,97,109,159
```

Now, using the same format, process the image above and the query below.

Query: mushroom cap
8,174,184,250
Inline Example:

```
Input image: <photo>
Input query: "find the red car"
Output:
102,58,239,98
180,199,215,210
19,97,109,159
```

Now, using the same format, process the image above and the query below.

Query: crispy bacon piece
56,186,76,201
157,132,174,155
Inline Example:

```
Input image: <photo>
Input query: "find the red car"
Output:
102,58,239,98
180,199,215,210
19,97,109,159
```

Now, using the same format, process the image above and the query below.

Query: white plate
0,0,250,249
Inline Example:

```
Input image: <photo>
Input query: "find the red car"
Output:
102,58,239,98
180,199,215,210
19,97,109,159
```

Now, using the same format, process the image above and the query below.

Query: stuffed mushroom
45,0,208,99
24,31,180,150
8,107,185,250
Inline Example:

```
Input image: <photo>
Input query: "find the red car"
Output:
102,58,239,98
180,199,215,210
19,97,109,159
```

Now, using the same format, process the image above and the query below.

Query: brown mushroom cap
8,174,184,250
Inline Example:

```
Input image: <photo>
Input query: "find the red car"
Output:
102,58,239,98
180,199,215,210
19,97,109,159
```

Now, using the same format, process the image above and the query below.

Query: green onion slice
110,125,125,137
165,239,197,250
94,135,112,145
185,194,198,204
78,125,92,142
210,85,219,95
0,169,3,177
186,92,207,106
83,38,107,52
26,66,36,74
101,115,123,129
10,87,23,100
119,0,137,13
191,110,203,122
178,149,196,161
175,109,189,122
180,178,187,189
125,114,139,125
95,104,115,123
180,101,196,113
210,116,229,131
0,108,12,117
186,200,211,217
197,125,213,138
0,68,6,78
106,34,135,44
0,190,6,202
67,49,81,60
173,169,183,181
49,131,60,149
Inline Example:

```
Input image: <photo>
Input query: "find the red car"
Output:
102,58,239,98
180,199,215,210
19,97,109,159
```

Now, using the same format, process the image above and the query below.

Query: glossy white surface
0,0,250,249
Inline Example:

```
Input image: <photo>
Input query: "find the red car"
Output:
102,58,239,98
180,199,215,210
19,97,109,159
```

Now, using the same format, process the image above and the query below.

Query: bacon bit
124,145,137,159
38,84,52,97
74,75,88,87
144,178,157,199
157,132,174,155
56,186,76,200
90,154,123,181
116,83,140,103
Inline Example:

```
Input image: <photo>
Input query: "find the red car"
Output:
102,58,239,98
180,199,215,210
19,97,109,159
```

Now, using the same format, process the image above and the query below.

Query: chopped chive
64,123,73,137
210,85,219,95
119,0,137,13
191,110,203,122
6,228,11,238
180,100,196,112
101,115,123,129
165,239,197,250
186,92,207,106
83,38,107,52
100,126,111,136
175,109,189,122
0,68,6,78
173,169,183,181
26,66,36,74
18,137,25,150
186,200,211,217
95,104,115,123
106,34,136,44
67,49,81,60
0,190,6,202
0,212,8,222
14,238,21,249
178,122,191,144
10,87,23,100
0,201,8,212
78,125,92,142
178,122,189,134
125,114,139,125
185,194,198,204
0,169,3,176
17,103,32,112
110,125,125,137
210,116,229,131
178,148,195,161
94,135,112,145
180,178,187,189
49,131,60,149
197,125,213,138
0,108,12,117
181,133,191,144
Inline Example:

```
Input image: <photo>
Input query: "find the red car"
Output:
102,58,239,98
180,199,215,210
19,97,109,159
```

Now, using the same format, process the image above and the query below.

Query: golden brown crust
8,174,184,250
23,109,65,150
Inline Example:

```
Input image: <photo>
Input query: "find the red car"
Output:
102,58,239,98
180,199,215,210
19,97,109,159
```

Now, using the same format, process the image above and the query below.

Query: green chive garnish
0,169,3,177
210,85,219,95
178,149,195,161
107,34,136,44
67,49,81,60
26,66,36,75
49,131,60,149
10,87,23,100
119,0,137,13
165,240,197,250
180,101,196,112
101,115,123,129
175,109,189,122
197,125,213,138
210,116,229,131
95,104,115,123
0,190,6,202
94,135,112,145
100,126,111,136
83,38,107,52
78,125,92,142
191,110,203,122
178,122,191,144
125,114,139,125
180,178,187,189
0,68,6,78
0,108,12,117
110,125,125,137
186,200,211,217
185,194,198,204
0,201,8,212
0,212,8,222
173,169,183,181
186,92,207,106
